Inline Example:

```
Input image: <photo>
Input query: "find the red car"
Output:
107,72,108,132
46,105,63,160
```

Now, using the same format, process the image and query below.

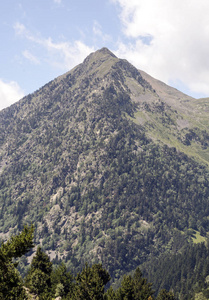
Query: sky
1,0,209,110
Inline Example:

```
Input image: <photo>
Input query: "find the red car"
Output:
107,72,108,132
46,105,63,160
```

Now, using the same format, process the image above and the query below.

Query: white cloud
0,80,25,110
23,50,40,65
14,22,95,71
93,21,111,42
43,38,95,69
14,22,27,36
112,0,209,97
54,0,62,3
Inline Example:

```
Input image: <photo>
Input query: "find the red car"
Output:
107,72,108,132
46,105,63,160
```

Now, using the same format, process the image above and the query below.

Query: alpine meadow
1,48,209,299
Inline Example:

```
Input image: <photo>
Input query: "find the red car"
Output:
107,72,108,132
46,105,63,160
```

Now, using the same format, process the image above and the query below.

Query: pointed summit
84,47,117,63
94,47,117,58
80,47,118,77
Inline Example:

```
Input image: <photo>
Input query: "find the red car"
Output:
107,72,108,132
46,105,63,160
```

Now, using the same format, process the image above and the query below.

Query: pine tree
51,261,73,298
133,267,154,300
157,289,176,300
0,225,34,299
116,267,154,300
24,246,52,298
104,286,117,300
73,263,110,300
119,274,135,299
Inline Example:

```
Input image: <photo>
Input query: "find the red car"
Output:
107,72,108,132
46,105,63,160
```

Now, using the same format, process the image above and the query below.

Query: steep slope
131,69,209,165
1,48,209,287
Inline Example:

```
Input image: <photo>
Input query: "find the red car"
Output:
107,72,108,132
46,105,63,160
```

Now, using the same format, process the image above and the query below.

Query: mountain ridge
1,48,209,296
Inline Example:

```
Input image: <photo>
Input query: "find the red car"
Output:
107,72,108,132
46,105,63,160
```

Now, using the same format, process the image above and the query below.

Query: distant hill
1,47,209,297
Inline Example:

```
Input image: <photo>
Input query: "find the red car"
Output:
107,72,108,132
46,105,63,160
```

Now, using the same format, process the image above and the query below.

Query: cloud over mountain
113,0,209,97
0,79,24,110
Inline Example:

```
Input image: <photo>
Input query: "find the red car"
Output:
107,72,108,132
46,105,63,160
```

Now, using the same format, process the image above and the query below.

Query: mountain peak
87,47,117,59
82,47,117,69
96,47,117,57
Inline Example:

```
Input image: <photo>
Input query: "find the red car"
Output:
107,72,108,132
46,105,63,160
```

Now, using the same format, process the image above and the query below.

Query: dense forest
1,48,209,298
0,226,176,299
141,241,209,299
2,228,209,299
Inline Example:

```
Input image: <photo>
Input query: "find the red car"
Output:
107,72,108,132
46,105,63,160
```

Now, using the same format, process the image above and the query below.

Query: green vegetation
0,225,34,299
0,226,176,299
141,242,209,300
6,226,209,299
191,230,207,244
1,48,209,299
25,246,53,298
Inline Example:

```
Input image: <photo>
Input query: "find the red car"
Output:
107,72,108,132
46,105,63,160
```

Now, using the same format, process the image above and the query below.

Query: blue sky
1,0,209,110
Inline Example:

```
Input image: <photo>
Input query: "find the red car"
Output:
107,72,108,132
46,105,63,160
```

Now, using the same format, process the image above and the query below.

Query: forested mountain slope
1,48,209,296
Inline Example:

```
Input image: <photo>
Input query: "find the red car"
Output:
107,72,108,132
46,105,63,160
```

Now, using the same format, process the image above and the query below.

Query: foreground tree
157,289,176,300
0,225,34,299
114,267,154,300
24,246,53,299
73,263,111,300
51,261,74,298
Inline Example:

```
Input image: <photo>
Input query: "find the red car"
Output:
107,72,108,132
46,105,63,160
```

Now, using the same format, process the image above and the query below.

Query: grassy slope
127,71,209,166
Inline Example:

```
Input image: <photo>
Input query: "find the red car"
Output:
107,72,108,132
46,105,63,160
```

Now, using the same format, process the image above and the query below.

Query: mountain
1,47,209,296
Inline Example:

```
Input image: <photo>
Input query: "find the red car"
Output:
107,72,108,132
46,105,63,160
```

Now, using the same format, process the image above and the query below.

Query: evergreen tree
104,286,117,300
0,225,34,299
157,289,176,300
133,267,154,300
119,274,135,300
25,246,52,298
116,267,154,300
51,261,74,298
73,263,110,300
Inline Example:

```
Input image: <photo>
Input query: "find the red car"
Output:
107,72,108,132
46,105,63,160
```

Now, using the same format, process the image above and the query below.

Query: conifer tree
133,267,154,300
73,263,110,300
51,261,73,298
25,246,52,298
157,289,176,300
116,267,154,300
104,286,117,300
0,225,34,299
121,274,135,299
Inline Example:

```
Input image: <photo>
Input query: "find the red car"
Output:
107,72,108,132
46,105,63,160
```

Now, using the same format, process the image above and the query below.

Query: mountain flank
1,47,209,297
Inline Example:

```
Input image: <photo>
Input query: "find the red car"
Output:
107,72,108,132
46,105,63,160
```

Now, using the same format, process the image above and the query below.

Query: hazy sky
1,0,209,110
